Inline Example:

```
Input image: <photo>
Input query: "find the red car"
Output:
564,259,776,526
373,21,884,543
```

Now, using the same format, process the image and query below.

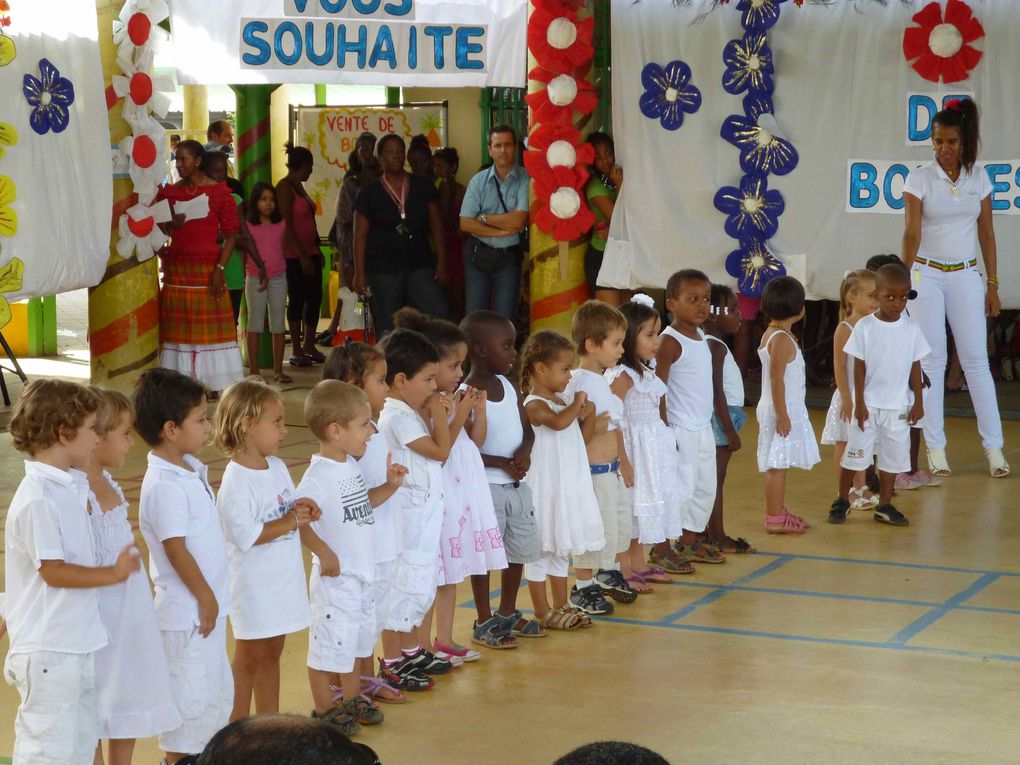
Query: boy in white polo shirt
829,264,930,527
135,368,232,763
5,380,140,765
297,380,404,735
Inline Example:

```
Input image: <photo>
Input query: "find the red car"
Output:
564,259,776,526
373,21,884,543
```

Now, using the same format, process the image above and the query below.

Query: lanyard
381,173,408,220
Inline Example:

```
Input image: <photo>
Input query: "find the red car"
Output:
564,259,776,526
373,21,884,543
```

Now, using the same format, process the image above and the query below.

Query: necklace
939,161,960,197
381,172,408,220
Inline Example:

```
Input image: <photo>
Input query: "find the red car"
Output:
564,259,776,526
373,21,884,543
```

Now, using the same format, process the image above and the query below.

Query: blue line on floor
888,572,1001,646
668,580,942,609
658,556,793,624
752,550,1020,578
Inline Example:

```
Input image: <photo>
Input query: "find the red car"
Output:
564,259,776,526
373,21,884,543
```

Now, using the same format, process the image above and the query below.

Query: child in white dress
391,310,508,665
522,331,604,630
756,277,820,533
607,295,690,591
214,379,321,721
86,389,180,765
820,270,879,510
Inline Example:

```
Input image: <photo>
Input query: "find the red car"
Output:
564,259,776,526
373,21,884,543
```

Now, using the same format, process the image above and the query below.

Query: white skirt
820,389,850,445
161,341,243,392
757,412,821,472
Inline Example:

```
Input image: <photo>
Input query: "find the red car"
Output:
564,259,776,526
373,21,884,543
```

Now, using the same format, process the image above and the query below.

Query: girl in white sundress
756,277,820,534
391,309,508,667
607,295,691,592
85,389,181,765
522,331,604,631
821,270,879,511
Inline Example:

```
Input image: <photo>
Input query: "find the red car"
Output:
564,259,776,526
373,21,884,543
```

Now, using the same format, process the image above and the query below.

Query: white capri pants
525,551,570,582
909,263,1003,450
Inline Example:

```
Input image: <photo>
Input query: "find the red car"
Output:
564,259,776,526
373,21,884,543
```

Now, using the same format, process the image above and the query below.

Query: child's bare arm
253,498,319,545
299,526,340,576
908,360,925,425
853,359,869,430
768,333,795,437
832,323,852,403
655,334,681,388
526,394,590,432
710,342,737,440
609,372,633,403
38,545,139,589
163,537,218,637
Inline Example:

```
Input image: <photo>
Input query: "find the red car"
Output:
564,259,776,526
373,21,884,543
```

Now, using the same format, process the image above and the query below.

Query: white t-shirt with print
842,313,931,411
297,455,376,585
139,452,230,631
4,462,109,655
216,456,310,640
902,161,993,264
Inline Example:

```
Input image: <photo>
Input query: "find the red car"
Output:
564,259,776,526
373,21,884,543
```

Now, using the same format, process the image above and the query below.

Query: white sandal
927,448,952,477
849,486,879,510
986,448,1010,478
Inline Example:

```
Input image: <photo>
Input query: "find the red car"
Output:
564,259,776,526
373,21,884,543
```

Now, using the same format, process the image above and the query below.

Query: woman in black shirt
353,134,449,336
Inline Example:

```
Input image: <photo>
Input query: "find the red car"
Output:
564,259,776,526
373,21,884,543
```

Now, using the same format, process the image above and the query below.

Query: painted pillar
526,9,593,338
89,0,159,389
182,84,209,139
232,85,278,367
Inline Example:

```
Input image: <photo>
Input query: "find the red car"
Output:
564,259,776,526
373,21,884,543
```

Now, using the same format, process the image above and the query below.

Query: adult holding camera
460,125,530,321
352,134,449,337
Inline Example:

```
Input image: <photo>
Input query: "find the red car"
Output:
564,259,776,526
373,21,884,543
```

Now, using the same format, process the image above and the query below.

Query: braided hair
519,331,574,395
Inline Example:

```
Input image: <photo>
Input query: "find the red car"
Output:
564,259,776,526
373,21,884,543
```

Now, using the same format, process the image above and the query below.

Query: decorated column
525,0,597,336
89,0,167,389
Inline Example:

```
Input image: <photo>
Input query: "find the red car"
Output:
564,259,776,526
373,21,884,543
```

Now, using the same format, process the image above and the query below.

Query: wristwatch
480,214,489,225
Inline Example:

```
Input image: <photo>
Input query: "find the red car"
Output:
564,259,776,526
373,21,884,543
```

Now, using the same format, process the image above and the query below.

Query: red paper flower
528,3,594,73
532,166,595,241
903,0,983,84
523,124,592,189
526,67,597,127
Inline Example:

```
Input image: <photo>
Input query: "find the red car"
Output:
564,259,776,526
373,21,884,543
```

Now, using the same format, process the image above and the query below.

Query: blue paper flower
721,114,799,177
743,92,774,122
737,0,788,33
722,33,774,96
639,60,702,131
725,238,787,297
714,174,785,240
23,58,74,135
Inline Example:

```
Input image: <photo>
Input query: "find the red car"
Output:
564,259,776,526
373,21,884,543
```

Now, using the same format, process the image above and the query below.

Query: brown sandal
648,546,695,575
540,605,587,631
686,541,727,565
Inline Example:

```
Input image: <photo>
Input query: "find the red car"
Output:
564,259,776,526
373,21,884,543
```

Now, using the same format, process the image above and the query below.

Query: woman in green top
585,132,629,306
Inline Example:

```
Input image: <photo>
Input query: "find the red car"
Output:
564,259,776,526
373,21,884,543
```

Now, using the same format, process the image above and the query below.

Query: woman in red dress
156,140,242,392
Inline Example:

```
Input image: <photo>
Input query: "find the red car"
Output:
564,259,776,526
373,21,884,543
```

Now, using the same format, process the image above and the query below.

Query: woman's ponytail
933,98,981,173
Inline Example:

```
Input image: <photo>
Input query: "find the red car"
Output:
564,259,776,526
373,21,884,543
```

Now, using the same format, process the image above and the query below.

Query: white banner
168,0,527,87
0,0,113,309
607,0,1020,306
293,103,447,236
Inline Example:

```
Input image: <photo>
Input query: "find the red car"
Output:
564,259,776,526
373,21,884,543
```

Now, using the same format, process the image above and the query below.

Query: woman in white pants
902,98,1008,478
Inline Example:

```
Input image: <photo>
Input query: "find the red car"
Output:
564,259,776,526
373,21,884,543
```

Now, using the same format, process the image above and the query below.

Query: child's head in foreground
571,299,627,370
90,387,136,470
760,276,806,323
133,367,209,453
874,263,914,321
10,380,101,460
380,328,441,409
618,295,661,373
665,269,712,327
838,269,878,321
304,379,373,459
214,378,286,458
520,330,576,395
323,340,387,415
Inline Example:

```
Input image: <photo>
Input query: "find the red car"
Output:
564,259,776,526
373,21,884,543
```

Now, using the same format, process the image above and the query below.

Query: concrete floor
1,357,1020,764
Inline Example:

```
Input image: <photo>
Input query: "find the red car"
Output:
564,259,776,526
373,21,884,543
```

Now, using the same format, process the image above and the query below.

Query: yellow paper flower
0,121,17,160
0,257,24,330
0,33,15,68
0,175,16,237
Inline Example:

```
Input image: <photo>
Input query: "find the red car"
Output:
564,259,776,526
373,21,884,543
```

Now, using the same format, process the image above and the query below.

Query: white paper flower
546,139,577,169
546,17,578,50
118,118,166,204
549,187,581,219
116,199,171,262
113,0,169,67
112,51,173,130
547,74,578,107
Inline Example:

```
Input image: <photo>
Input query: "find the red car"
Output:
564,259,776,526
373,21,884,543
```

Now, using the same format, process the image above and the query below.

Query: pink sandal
625,573,654,593
634,565,673,584
764,508,806,534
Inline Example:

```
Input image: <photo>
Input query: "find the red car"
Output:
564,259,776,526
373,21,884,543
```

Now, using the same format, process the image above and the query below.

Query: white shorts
308,575,377,674
5,651,97,765
841,408,911,474
673,425,717,534
159,620,233,755
524,551,570,582
373,559,395,637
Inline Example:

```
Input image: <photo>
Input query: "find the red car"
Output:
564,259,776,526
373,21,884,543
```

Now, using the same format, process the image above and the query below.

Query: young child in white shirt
213,379,321,722
5,380,140,765
135,368,233,763
830,264,930,527
377,329,456,687
656,270,727,569
298,380,404,735
565,300,637,614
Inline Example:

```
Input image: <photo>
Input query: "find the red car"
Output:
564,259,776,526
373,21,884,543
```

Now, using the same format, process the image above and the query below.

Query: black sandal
470,615,518,649
289,354,312,367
